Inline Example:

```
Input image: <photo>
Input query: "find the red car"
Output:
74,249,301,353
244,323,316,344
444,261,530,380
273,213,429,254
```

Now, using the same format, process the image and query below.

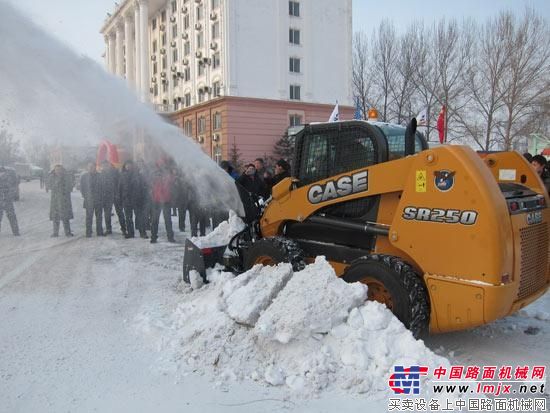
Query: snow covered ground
1,181,548,412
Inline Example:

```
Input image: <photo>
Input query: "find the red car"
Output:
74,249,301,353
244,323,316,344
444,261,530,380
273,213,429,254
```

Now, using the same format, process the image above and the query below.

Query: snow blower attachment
182,182,262,283
183,119,550,337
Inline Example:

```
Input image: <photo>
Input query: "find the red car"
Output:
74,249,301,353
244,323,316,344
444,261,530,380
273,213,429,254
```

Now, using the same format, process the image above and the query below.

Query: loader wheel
243,237,306,272
343,255,430,338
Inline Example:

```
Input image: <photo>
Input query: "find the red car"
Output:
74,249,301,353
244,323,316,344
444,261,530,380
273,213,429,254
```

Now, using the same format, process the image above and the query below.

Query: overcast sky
7,0,550,64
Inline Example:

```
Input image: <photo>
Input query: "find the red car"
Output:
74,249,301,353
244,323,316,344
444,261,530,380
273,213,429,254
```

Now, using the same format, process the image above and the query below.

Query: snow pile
254,258,367,343
190,211,245,248
137,256,449,397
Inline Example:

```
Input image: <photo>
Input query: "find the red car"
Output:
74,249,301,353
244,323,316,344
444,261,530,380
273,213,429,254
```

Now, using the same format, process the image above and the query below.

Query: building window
154,84,159,96
198,62,205,76
153,62,158,74
198,116,206,133
211,21,220,39
172,48,178,63
184,41,190,56
183,66,191,81
172,24,178,38
196,6,203,20
152,19,157,30
184,119,192,135
173,99,179,111
173,75,179,87
289,114,302,126
184,93,191,107
183,14,190,30
162,56,167,70
213,112,222,130
290,84,301,100
153,40,158,53
162,32,167,46
162,81,168,93
171,0,178,13
197,32,204,48
289,29,300,45
289,1,300,17
212,81,221,97
161,10,167,22
211,0,220,9
289,57,300,73
212,52,220,69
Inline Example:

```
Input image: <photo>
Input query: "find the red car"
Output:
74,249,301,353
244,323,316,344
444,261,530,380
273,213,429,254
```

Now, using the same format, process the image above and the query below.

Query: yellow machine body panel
262,145,549,333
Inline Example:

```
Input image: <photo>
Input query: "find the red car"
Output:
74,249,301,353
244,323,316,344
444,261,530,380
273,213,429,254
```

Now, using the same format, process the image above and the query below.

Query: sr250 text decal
402,207,478,225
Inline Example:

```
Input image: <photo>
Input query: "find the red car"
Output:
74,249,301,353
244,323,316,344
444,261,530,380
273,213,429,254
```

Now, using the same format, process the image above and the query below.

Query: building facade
101,0,353,163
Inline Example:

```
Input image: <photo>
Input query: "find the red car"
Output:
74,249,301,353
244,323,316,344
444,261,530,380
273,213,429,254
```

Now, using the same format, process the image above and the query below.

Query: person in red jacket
150,159,176,243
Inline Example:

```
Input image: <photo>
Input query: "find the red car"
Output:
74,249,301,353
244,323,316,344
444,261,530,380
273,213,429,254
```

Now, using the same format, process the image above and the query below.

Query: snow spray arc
0,1,242,214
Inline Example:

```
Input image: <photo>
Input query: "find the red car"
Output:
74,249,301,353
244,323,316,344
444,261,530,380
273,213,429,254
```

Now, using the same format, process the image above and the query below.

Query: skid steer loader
183,119,549,336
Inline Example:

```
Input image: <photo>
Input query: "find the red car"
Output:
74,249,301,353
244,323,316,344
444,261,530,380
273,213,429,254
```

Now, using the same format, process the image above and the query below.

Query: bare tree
497,8,550,150
0,127,21,166
370,20,398,122
389,29,417,124
352,32,373,119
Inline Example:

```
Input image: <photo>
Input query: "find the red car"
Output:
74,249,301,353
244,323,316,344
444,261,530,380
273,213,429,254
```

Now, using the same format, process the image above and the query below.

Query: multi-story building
101,0,353,163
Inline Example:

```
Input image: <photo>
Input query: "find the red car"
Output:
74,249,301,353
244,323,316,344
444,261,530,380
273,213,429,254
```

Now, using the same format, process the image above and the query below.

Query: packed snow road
0,182,384,412
0,182,548,412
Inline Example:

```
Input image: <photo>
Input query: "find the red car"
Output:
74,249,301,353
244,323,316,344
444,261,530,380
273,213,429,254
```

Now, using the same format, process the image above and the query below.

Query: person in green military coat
49,165,74,237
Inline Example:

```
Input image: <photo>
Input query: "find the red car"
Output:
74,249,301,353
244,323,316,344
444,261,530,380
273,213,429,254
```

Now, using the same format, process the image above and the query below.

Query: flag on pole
328,101,339,122
354,96,362,120
437,106,446,143
416,107,428,126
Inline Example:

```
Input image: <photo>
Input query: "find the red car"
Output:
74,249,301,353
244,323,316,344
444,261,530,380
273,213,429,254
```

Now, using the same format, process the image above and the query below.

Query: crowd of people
4,152,547,239
0,156,294,242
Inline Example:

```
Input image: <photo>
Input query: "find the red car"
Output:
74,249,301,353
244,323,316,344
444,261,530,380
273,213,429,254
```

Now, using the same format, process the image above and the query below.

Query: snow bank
189,211,245,248
136,256,449,397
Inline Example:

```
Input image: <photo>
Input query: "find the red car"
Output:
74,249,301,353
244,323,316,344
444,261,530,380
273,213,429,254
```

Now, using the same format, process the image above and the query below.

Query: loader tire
343,254,430,338
243,237,306,272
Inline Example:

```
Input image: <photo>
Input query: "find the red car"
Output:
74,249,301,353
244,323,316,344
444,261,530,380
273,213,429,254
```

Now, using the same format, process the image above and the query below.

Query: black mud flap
182,239,226,284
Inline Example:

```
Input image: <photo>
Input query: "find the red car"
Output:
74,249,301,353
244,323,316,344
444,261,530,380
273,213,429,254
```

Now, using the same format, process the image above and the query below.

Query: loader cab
293,120,428,186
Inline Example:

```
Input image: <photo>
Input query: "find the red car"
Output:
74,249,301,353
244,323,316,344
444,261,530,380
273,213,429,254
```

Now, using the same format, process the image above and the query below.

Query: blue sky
7,0,550,63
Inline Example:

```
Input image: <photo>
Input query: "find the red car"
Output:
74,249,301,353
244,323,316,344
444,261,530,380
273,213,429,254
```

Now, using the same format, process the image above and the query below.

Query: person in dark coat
80,162,103,237
188,186,209,237
271,159,292,188
150,160,176,243
531,154,550,194
119,160,147,239
137,159,152,232
49,165,74,237
171,167,189,232
0,166,20,236
99,161,125,235
237,164,267,198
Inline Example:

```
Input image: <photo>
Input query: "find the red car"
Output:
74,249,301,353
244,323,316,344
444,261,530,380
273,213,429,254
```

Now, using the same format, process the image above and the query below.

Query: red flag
437,106,446,143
